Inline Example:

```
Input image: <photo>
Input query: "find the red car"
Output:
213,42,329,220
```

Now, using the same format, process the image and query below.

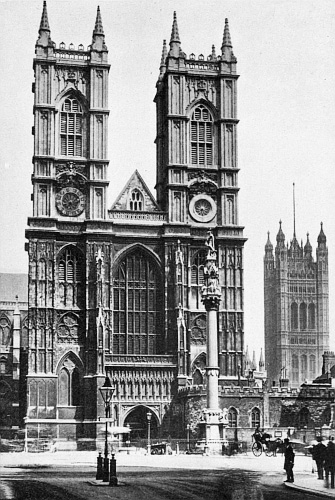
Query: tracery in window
251,407,260,428
228,407,238,428
0,316,11,346
60,97,83,156
58,246,84,308
190,105,213,166
129,189,143,211
113,250,162,355
58,356,81,406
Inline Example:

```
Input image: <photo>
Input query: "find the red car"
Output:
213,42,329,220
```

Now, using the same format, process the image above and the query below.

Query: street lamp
99,376,115,483
147,411,152,455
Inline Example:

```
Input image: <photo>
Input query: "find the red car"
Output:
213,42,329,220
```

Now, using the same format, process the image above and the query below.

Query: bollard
109,453,118,486
102,456,110,482
96,452,103,480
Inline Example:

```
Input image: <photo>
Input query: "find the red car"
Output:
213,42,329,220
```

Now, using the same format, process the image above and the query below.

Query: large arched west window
291,303,298,330
190,105,213,166
60,97,83,156
113,250,162,355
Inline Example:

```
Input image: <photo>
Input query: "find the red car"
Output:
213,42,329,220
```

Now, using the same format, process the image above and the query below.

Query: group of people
311,437,335,488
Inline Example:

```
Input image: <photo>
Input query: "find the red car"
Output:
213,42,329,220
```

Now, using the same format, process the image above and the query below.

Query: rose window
194,199,211,216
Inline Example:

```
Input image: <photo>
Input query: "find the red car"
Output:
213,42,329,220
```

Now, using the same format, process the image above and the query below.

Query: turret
35,1,54,57
168,12,184,59
259,348,265,371
158,40,167,81
221,18,236,62
90,6,108,62
304,232,313,260
275,221,287,265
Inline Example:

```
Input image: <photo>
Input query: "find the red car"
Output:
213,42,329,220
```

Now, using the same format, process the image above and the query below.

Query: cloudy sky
0,0,334,358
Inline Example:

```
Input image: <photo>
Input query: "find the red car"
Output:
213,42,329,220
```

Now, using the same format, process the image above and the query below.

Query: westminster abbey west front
25,4,247,444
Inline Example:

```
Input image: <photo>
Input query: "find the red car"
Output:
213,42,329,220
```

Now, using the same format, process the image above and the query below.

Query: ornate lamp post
147,411,152,455
99,376,115,482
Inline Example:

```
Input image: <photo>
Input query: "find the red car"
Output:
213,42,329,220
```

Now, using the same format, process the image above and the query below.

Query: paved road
0,466,319,500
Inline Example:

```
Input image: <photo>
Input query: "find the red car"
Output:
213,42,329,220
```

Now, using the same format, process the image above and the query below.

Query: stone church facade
24,5,246,442
264,222,329,388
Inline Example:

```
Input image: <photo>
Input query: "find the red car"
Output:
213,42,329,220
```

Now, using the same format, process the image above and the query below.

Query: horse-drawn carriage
251,429,283,457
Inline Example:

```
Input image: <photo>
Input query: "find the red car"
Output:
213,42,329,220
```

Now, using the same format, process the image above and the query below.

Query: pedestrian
313,438,327,480
283,438,295,483
325,440,335,488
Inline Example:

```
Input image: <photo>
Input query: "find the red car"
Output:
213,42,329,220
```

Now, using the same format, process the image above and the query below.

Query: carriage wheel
252,442,262,457
265,446,273,457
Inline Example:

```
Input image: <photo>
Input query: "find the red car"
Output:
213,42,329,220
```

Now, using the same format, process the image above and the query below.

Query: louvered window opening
191,105,213,166
58,248,82,283
113,252,161,355
191,251,206,285
60,98,83,156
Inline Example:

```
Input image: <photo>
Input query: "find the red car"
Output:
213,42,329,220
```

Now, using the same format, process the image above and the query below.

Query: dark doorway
124,406,159,440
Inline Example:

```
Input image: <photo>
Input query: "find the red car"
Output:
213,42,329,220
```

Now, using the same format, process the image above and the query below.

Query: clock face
56,187,85,216
189,194,216,223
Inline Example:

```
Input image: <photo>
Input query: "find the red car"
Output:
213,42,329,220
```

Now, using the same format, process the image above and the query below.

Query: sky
0,0,334,359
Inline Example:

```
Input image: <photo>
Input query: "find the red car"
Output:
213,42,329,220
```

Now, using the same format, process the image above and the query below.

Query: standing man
313,437,327,480
283,438,295,483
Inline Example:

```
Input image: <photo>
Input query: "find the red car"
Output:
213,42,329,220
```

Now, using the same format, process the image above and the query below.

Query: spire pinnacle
39,1,50,31
222,18,232,48
93,5,104,36
158,40,167,80
170,11,180,43
168,11,183,58
211,44,216,60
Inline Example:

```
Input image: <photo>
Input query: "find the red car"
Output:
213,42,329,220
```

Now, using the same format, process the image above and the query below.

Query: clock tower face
56,187,85,217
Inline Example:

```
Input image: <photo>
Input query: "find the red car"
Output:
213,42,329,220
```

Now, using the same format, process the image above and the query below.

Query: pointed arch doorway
124,406,159,440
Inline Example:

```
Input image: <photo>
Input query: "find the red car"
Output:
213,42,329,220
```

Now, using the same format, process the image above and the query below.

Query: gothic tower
25,3,110,437
264,222,329,388
155,14,246,385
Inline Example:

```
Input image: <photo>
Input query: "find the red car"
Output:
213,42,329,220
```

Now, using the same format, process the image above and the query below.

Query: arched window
251,408,260,428
308,303,315,329
0,316,11,346
300,303,307,330
60,97,83,156
113,250,162,355
190,105,213,166
58,358,81,406
291,303,298,330
191,250,206,309
129,189,144,211
228,407,238,428
292,354,299,383
309,355,316,380
301,355,307,381
58,246,84,308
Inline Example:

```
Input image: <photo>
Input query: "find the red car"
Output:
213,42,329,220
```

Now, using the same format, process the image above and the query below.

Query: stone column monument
201,231,226,453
